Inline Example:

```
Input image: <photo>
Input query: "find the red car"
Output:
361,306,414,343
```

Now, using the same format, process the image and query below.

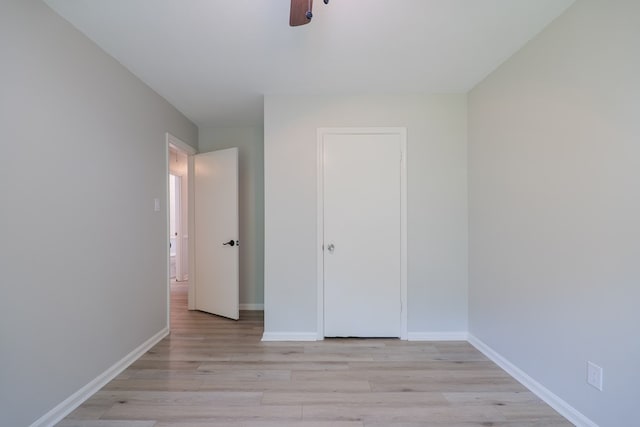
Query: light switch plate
587,361,603,391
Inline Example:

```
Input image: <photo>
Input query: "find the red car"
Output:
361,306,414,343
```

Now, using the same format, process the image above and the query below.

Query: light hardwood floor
58,282,572,426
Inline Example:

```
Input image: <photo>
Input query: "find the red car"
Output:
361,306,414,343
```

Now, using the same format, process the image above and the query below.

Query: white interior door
194,148,239,320
322,131,402,337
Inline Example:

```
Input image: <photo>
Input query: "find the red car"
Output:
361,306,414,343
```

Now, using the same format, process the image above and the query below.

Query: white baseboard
467,334,598,427
407,331,469,341
261,332,318,341
261,331,469,342
240,303,264,311
30,327,170,427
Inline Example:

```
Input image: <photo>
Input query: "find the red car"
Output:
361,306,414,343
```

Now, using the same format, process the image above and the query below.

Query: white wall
264,95,467,336
0,1,198,425
468,0,639,425
199,127,265,308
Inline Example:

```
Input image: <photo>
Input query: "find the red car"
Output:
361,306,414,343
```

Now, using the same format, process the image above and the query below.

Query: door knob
327,243,335,253
223,239,235,247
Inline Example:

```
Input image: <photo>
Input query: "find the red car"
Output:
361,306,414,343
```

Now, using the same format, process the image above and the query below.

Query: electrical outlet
587,361,603,391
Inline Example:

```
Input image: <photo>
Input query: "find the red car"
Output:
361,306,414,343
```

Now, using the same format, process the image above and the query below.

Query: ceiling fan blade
290,0,313,27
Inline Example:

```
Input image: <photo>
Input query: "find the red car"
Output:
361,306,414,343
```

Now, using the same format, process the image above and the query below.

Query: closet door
322,131,402,337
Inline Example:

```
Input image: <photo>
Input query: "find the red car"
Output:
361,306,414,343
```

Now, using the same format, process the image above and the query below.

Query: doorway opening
169,173,180,280
166,133,196,329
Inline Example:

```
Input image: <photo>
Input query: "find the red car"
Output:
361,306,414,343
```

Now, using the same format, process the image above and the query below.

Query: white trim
468,334,598,427
407,331,469,341
316,133,325,340
316,127,408,340
399,128,408,340
240,303,264,311
165,139,171,331
30,327,169,427
167,132,196,155
261,332,318,342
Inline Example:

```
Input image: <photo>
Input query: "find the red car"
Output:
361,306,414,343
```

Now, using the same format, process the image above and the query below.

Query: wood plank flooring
58,282,572,426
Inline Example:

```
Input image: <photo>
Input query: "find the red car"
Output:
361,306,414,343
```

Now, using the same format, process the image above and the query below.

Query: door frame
166,133,197,328
316,127,408,340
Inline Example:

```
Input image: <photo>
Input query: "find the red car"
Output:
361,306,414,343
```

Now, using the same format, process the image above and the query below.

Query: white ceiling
44,0,574,128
